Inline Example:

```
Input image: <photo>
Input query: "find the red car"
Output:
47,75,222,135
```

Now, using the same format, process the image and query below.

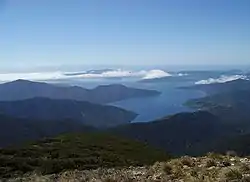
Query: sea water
66,78,205,122
110,81,205,122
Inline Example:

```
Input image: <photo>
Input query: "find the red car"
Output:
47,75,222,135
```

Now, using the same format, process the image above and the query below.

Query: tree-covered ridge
110,111,223,156
0,79,160,103
0,114,96,148
0,97,137,128
186,89,250,109
185,89,250,124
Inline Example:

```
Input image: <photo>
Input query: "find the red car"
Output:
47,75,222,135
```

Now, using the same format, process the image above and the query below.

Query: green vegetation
224,169,243,181
180,156,195,167
205,158,217,167
8,155,250,182
0,132,170,179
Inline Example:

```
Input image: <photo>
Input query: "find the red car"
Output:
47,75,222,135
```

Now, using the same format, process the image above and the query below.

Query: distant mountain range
0,97,137,128
0,79,160,103
2,77,250,160
0,79,161,136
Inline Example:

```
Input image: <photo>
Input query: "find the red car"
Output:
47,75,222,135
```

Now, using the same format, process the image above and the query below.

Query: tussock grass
8,155,250,182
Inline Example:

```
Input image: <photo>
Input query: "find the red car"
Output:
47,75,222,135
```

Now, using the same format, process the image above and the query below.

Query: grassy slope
9,154,250,182
0,132,170,179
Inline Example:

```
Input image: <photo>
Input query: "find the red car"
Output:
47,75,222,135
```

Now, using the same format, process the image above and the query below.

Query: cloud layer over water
195,75,248,85
0,69,172,82
142,70,171,80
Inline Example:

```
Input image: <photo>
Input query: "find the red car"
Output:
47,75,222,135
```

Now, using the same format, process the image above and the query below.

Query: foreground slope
0,80,160,103
9,155,250,182
0,133,170,179
0,97,137,128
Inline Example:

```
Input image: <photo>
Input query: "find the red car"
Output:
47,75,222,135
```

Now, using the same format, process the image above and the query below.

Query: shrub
207,152,224,160
205,159,217,168
103,177,117,182
226,151,237,157
242,176,250,182
221,161,231,167
172,166,184,179
163,163,172,175
240,163,250,173
180,157,194,167
190,169,199,178
224,169,243,180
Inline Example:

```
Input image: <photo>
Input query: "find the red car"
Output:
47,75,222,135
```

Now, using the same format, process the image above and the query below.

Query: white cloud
75,69,145,78
67,69,171,80
0,72,65,82
195,75,248,85
177,73,188,76
0,69,172,82
142,70,172,80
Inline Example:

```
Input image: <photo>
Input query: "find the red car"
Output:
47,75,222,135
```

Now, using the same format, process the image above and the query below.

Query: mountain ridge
110,111,223,156
0,97,137,128
0,79,161,103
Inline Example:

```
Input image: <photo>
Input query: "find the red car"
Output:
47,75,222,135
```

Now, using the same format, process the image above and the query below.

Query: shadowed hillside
0,97,137,128
186,89,250,123
110,111,224,156
0,114,95,148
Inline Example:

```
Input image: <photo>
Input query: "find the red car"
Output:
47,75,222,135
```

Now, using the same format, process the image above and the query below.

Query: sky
0,0,250,70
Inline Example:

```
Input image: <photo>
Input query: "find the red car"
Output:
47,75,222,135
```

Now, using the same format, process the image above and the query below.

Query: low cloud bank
195,75,248,85
68,69,144,78
0,69,173,82
65,69,172,80
0,72,64,82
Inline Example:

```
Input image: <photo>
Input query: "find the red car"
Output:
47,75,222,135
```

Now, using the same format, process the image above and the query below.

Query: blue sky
0,0,250,70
